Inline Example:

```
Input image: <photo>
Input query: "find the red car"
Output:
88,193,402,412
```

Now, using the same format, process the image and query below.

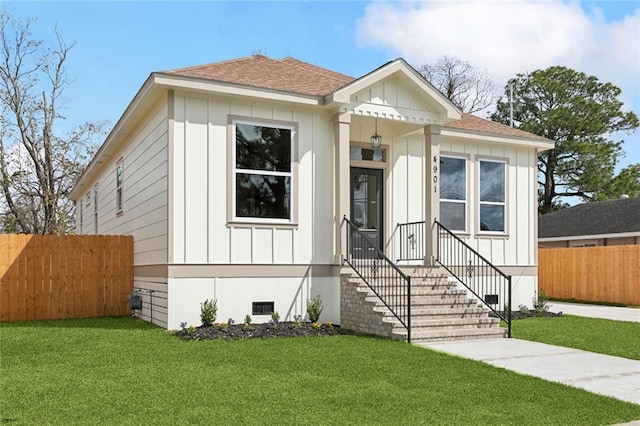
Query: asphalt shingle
539,197,640,238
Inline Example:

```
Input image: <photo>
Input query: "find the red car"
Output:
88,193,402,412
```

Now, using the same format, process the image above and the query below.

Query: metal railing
434,220,512,337
397,221,425,261
343,216,412,342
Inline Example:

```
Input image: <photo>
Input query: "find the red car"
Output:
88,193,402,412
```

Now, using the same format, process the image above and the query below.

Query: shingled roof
444,113,549,141
163,55,547,142
539,197,640,238
164,55,355,97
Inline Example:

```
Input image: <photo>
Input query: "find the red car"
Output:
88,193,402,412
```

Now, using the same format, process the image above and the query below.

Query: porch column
334,112,351,264
424,124,441,265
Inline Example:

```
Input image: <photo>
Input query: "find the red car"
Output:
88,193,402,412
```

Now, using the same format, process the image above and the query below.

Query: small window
93,184,99,234
350,147,385,162
252,301,274,315
479,160,506,233
116,160,124,214
233,120,294,222
439,156,467,232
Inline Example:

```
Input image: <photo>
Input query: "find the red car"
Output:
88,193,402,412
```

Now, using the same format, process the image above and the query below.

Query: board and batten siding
385,133,537,269
437,137,537,267
79,103,169,266
171,93,335,265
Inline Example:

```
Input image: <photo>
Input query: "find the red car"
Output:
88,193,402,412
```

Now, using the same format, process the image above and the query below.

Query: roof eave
70,74,160,200
154,73,324,106
539,231,640,241
441,127,555,150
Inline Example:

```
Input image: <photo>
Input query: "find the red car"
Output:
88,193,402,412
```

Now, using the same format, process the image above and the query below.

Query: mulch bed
175,322,342,340
492,309,564,320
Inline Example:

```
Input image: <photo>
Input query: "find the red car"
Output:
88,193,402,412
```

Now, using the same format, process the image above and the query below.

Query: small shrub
270,311,280,324
325,321,333,328
290,314,303,330
200,299,218,327
243,314,253,331
311,322,321,330
217,322,228,332
518,304,529,315
533,290,551,314
267,319,277,329
306,295,324,323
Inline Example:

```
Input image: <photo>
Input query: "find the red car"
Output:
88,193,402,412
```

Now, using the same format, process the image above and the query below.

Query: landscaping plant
200,299,218,326
306,295,323,322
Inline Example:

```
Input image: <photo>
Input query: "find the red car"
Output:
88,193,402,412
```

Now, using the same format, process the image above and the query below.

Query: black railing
343,217,412,342
434,220,512,337
397,221,425,261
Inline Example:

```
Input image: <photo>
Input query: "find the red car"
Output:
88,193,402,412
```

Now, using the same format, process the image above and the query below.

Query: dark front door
351,167,384,258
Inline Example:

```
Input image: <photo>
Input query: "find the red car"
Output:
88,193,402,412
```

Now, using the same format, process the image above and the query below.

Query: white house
70,55,553,339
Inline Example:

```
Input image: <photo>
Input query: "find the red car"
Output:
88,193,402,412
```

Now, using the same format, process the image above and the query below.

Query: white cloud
355,0,640,167
355,0,640,100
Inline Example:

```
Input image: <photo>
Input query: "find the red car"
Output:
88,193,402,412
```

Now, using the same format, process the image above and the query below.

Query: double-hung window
116,160,124,214
479,160,506,233
439,156,467,232
232,120,295,222
93,184,99,234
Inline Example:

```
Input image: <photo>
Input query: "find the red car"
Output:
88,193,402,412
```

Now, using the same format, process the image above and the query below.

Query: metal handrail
434,220,512,337
397,221,425,261
343,216,412,342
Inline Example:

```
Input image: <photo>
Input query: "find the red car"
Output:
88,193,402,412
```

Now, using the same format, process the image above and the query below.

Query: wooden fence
0,234,133,322
539,246,640,306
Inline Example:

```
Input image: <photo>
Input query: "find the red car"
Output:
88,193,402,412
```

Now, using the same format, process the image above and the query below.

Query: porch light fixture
370,119,382,148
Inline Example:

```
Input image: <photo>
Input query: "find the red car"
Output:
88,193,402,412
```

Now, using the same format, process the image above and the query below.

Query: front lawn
512,315,640,360
1,317,639,425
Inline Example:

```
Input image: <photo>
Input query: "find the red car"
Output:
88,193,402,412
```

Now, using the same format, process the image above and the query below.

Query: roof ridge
164,55,266,74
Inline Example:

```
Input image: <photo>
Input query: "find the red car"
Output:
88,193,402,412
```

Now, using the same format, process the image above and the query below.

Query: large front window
233,121,294,221
439,156,467,232
479,160,506,232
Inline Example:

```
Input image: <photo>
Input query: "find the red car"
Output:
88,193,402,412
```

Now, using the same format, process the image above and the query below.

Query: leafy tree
491,66,639,213
0,13,104,234
418,55,497,113
593,164,640,201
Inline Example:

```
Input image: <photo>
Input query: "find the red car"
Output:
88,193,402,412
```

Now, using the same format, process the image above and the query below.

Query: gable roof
539,197,640,238
163,55,354,97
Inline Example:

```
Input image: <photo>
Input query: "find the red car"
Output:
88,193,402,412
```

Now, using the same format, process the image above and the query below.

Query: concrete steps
340,271,508,343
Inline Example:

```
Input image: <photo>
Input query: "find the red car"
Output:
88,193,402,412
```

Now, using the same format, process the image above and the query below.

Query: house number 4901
433,156,438,193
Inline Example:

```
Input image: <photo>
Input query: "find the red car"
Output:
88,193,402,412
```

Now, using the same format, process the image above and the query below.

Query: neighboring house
70,55,553,332
539,196,640,248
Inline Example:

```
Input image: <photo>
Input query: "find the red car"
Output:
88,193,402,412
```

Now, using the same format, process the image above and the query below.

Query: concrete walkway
418,338,640,405
550,302,640,323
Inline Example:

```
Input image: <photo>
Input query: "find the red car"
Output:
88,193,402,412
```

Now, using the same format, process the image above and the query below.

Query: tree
491,66,639,214
418,55,497,113
0,14,104,234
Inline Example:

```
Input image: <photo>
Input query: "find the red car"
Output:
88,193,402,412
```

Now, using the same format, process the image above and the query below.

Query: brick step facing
342,274,507,343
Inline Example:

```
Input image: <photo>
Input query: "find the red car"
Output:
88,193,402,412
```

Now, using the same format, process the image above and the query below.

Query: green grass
1,318,639,425
513,315,640,360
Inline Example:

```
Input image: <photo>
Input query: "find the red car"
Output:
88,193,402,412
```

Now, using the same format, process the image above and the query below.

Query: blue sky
5,0,640,169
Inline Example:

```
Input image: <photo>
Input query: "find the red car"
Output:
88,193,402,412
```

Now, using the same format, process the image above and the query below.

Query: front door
350,167,384,258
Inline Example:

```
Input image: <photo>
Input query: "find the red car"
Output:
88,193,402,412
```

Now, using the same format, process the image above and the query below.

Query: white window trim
228,117,298,226
116,159,124,215
477,157,508,235
439,153,469,234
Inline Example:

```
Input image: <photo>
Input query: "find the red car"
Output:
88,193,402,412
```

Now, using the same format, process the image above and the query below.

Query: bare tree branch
417,55,497,113
0,13,104,234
